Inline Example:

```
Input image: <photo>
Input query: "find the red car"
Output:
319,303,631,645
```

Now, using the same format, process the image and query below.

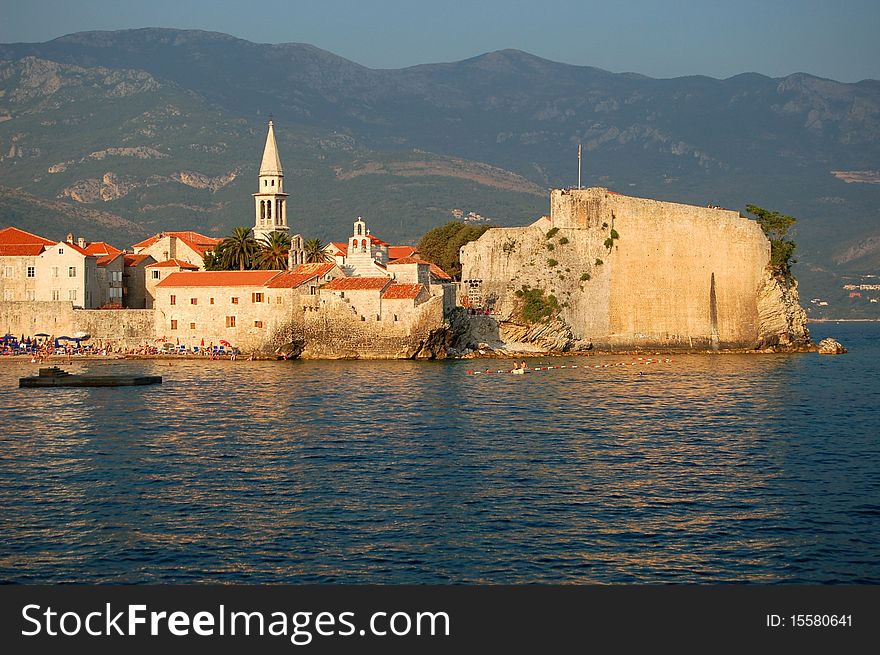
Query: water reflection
1,323,879,583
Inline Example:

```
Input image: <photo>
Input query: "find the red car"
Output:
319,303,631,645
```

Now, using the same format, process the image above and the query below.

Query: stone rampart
461,188,807,350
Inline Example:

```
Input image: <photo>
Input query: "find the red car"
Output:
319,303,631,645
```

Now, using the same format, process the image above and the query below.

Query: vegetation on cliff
418,221,493,280
514,285,560,324
746,204,797,276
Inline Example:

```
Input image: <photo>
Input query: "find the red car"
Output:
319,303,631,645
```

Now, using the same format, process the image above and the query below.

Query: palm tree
256,231,291,270
304,238,331,263
202,247,225,271
219,227,259,271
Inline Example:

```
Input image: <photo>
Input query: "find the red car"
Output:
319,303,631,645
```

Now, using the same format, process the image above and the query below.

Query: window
3,290,12,301
231,297,239,304
209,297,214,305
254,320,263,328
189,322,196,330
68,289,77,301
226,316,236,328
170,295,176,306
190,298,198,305
276,296,282,304
394,314,398,322
51,267,59,278
252,292,263,303
271,179,275,186
309,286,317,295
26,290,35,301
58,248,64,255
68,266,76,278
151,270,161,280
51,289,60,301
170,320,178,330
3,265,12,277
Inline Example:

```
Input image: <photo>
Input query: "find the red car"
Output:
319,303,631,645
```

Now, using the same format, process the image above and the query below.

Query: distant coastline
808,318,880,322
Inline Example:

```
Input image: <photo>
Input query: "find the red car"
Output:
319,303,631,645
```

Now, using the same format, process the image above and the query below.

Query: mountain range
1,28,878,316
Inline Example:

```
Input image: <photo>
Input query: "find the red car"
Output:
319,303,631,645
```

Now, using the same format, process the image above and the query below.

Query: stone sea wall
0,301,156,348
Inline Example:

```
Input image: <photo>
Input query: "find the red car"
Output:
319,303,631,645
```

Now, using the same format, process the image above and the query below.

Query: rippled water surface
1,323,878,584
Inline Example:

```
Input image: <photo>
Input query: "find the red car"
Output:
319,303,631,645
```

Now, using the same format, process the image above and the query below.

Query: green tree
304,238,331,263
255,231,291,270
418,220,492,280
745,204,797,275
202,247,225,271
218,227,259,271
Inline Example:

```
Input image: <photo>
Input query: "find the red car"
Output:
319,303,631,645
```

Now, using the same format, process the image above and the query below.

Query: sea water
0,322,877,583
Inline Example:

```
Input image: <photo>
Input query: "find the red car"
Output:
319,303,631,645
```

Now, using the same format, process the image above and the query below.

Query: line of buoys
467,358,673,375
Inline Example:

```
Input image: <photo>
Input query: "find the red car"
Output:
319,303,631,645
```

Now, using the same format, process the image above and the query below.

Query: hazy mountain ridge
1,28,879,315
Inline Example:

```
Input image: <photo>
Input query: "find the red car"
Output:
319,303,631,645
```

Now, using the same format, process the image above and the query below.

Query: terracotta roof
0,244,45,256
429,263,453,281
157,270,281,288
326,242,348,255
387,255,452,280
387,256,428,266
293,262,336,278
266,271,313,289
382,283,425,300
323,276,391,291
147,258,200,269
55,241,92,256
368,234,389,247
132,231,221,255
96,253,123,267
84,241,122,257
124,254,153,267
388,245,418,260
0,226,55,246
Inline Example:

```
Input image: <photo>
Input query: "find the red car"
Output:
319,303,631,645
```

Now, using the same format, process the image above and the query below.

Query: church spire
253,119,289,242
259,119,283,176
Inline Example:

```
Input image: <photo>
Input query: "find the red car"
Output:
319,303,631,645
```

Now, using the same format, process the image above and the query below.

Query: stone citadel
1,122,810,357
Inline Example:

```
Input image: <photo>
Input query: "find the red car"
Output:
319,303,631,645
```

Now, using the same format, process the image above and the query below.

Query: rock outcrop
817,337,847,354
755,269,811,349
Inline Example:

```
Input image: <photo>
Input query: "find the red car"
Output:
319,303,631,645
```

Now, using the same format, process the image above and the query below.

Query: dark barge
19,367,162,388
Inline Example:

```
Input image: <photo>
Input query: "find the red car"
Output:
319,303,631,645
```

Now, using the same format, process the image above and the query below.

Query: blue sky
0,0,878,81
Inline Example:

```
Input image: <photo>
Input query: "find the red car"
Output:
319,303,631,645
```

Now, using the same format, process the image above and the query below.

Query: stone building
0,226,55,302
144,259,199,308
131,231,221,269
122,253,155,309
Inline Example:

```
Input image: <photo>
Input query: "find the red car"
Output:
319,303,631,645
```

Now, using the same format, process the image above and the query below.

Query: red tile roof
368,234,389,247
96,253,123,267
388,245,418,260
382,283,425,300
132,231,221,255
124,254,153,267
147,258,200,269
265,262,337,288
0,244,45,256
387,255,452,280
84,241,123,257
387,256,428,266
429,263,452,281
157,270,281,288
323,276,391,291
0,226,55,246
55,241,92,256
326,242,348,255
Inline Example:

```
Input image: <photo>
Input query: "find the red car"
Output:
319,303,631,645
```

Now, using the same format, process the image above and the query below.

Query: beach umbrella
200,338,205,347
34,333,50,338
73,331,90,340
219,340,231,347
154,337,167,343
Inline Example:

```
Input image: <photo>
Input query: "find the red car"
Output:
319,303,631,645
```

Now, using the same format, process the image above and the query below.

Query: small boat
511,368,525,375
19,367,162,388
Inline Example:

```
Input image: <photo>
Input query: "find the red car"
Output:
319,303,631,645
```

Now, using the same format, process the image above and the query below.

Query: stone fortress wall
461,188,808,350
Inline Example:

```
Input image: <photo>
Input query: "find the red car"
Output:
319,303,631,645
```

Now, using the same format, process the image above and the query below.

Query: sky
0,0,878,82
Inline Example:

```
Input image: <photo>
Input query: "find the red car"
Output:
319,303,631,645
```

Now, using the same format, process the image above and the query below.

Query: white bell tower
253,119,289,242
